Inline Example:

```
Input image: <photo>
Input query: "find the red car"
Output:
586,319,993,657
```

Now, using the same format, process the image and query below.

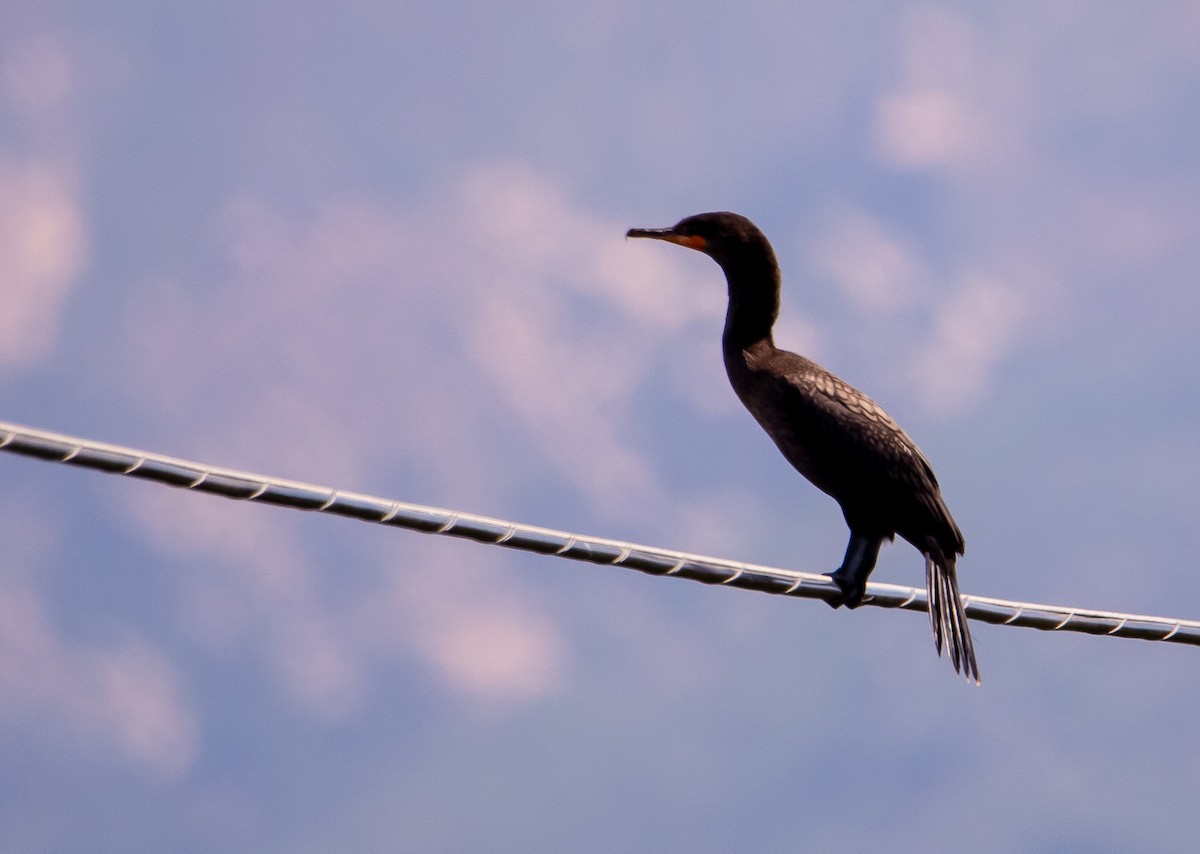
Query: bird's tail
925,551,980,684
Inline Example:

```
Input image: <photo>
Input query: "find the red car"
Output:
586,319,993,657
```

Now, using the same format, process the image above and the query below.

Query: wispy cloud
0,156,86,369
125,484,568,712
811,208,927,313
873,8,1015,172
808,204,1025,417
116,162,721,513
909,272,1024,415
357,541,568,702
0,565,197,774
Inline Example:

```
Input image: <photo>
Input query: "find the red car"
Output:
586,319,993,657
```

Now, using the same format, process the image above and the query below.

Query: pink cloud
811,209,927,312
0,156,86,369
0,567,197,774
910,273,1024,415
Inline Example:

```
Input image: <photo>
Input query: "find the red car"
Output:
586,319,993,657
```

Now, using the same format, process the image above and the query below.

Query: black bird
627,212,979,683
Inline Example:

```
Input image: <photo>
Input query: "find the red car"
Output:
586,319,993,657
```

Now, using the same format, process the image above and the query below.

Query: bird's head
626,212,773,272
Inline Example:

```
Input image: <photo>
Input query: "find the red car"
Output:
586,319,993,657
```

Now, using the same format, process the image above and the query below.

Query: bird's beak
625,227,708,252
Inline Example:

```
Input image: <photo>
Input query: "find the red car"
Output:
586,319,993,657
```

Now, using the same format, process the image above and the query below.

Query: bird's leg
826,534,883,609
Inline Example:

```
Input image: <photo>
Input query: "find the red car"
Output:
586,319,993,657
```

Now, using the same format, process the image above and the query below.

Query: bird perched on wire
627,212,979,683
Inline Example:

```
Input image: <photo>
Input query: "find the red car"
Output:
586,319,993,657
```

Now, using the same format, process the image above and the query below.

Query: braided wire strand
1,420,1196,647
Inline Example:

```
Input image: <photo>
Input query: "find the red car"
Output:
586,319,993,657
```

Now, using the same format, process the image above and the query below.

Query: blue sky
3,2,1200,851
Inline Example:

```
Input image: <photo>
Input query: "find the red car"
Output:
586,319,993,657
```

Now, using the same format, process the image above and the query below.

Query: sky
2,1,1200,851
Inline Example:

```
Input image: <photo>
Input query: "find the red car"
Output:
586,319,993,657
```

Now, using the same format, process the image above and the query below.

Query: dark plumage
627,212,979,683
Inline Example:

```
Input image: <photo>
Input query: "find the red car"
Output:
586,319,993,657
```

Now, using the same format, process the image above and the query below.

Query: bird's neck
720,262,781,353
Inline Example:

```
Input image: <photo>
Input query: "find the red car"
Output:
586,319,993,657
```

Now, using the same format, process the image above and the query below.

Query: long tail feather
925,552,980,684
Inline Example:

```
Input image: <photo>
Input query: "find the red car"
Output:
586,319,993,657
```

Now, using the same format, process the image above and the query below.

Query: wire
1,419,1197,648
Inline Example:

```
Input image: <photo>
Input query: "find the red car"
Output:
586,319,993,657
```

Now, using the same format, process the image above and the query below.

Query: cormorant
627,212,979,683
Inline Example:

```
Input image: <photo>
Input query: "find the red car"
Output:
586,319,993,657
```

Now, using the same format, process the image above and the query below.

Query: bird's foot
826,535,881,610
824,568,867,610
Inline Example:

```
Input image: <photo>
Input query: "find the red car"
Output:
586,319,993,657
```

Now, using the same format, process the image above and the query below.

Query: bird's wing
743,351,961,549
804,366,937,482
745,352,923,477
